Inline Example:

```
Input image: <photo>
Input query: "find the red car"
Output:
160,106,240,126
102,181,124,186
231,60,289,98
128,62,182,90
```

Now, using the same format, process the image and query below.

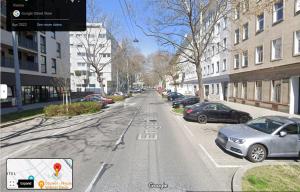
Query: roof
262,116,299,124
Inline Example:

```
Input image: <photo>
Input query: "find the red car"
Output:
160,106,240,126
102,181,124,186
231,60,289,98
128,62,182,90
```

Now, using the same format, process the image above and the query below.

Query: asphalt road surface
0,91,237,192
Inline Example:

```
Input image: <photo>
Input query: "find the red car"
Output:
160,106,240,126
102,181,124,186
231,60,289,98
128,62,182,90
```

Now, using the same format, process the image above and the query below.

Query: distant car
83,94,114,104
172,96,199,108
80,96,107,107
183,102,252,124
167,92,184,101
216,116,300,162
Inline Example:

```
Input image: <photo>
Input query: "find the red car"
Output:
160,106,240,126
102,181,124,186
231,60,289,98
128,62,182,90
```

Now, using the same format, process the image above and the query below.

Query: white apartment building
69,23,116,94
202,14,230,101
1,1,70,107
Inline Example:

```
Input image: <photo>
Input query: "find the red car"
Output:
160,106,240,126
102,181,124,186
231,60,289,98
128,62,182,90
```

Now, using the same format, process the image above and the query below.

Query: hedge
106,95,125,102
44,102,102,117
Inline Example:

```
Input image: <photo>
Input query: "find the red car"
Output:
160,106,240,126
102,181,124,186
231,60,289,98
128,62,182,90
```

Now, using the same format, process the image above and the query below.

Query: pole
12,31,23,111
126,58,129,94
116,69,119,92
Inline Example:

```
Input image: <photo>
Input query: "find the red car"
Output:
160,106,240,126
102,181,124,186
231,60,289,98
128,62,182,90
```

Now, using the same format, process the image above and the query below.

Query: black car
183,102,252,124
172,96,199,108
167,92,184,101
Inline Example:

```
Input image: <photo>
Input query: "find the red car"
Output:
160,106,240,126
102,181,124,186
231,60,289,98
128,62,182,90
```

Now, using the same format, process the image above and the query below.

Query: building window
40,35,46,54
234,54,239,69
242,82,247,99
216,62,220,73
223,38,227,49
50,31,56,39
216,84,220,95
223,16,227,29
216,23,220,34
212,46,215,55
242,0,249,12
273,0,284,24
203,67,206,76
271,38,282,60
242,51,248,67
41,56,47,73
212,84,215,94
255,81,262,101
217,42,220,53
255,45,263,64
294,31,300,55
234,3,240,19
56,43,61,58
51,58,56,74
243,23,249,40
211,63,214,74
271,80,281,103
99,34,106,38
296,0,300,14
207,65,210,75
234,83,238,97
77,52,85,56
234,29,239,44
256,13,264,32
222,59,227,71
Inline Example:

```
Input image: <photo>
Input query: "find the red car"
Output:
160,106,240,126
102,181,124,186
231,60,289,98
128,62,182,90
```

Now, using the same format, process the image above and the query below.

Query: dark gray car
216,116,300,162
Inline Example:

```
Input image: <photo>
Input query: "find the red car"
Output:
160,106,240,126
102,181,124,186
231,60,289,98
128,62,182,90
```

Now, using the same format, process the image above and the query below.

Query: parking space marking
175,116,194,137
198,144,242,168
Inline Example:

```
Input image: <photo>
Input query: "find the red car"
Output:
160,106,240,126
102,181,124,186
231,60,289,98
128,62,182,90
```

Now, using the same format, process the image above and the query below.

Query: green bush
44,102,102,117
106,95,125,102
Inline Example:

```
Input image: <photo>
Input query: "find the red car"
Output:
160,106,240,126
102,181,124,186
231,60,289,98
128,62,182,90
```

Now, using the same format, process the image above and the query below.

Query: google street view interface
1,0,300,191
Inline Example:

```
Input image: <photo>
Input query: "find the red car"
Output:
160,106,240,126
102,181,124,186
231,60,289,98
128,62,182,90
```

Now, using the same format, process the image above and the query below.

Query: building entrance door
223,83,228,101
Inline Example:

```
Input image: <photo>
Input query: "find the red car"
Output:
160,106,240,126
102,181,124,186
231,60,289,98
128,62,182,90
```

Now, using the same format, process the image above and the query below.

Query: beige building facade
228,0,300,114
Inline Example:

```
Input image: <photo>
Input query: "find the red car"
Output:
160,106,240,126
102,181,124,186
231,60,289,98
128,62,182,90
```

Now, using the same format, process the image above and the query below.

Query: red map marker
53,163,61,176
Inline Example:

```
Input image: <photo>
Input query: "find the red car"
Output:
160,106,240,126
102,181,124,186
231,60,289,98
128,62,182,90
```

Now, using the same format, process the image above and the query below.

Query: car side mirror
279,131,287,137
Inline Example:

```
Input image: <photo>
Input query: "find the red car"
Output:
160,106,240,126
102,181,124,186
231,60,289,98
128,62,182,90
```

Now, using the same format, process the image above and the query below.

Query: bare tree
138,0,278,101
74,0,118,96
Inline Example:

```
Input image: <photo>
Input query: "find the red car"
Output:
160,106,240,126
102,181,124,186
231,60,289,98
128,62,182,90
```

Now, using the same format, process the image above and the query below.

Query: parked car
183,102,252,124
167,92,185,101
216,116,300,162
80,96,107,107
172,96,199,108
83,94,114,104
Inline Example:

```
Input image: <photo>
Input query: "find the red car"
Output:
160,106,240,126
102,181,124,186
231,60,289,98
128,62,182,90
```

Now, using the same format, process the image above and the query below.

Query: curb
170,108,183,116
0,114,44,128
231,161,300,192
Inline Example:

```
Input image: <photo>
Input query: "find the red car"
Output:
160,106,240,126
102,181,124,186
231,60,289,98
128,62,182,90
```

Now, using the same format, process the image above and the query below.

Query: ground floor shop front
1,72,64,108
228,64,300,114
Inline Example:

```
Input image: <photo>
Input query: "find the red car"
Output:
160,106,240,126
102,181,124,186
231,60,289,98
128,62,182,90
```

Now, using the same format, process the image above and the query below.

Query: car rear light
186,109,193,114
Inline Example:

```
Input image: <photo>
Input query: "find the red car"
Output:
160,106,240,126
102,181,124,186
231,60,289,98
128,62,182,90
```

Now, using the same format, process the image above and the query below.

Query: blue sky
96,0,159,56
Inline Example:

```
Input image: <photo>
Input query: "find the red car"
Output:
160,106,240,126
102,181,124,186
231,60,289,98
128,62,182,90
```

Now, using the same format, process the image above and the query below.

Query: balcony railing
1,3,6,16
1,57,39,71
18,36,38,51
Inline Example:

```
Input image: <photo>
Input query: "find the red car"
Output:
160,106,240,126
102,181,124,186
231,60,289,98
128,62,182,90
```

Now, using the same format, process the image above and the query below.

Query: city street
0,91,239,192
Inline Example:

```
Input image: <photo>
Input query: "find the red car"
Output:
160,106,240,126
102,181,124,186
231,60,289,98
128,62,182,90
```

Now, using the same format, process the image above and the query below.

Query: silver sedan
216,116,300,162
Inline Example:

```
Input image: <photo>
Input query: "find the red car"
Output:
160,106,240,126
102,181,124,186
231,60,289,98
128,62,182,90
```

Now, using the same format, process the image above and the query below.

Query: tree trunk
195,64,204,102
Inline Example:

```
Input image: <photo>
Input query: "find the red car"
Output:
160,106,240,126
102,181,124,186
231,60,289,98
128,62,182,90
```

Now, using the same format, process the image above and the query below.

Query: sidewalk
222,101,300,119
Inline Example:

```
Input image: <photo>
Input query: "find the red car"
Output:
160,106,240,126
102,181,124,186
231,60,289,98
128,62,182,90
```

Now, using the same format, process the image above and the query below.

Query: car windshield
246,117,285,134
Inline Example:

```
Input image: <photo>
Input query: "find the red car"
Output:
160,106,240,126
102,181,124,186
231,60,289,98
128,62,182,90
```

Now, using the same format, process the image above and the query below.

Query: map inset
7,159,72,190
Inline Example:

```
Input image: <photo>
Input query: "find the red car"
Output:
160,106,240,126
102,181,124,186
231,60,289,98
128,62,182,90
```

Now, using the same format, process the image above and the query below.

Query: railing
1,3,6,16
1,57,39,71
18,36,38,51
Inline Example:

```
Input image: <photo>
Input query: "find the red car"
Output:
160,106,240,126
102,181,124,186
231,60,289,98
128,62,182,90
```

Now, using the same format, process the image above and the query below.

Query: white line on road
0,146,31,161
85,163,107,192
198,144,242,168
176,116,194,137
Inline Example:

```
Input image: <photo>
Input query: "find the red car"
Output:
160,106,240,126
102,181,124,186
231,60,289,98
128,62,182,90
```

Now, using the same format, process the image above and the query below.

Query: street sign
0,84,8,99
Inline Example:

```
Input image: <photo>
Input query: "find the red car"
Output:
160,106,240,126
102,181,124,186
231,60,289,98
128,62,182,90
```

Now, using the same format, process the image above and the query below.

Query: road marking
85,163,107,192
198,144,242,168
0,128,68,162
183,124,194,137
175,116,194,137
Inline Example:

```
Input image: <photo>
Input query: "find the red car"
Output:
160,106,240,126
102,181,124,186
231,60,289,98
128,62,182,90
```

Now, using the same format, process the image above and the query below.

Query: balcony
18,34,38,51
1,3,6,17
1,57,39,71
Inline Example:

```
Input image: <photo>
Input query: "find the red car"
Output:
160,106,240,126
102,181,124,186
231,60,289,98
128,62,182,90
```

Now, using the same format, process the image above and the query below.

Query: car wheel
247,144,267,163
197,114,207,124
239,116,249,123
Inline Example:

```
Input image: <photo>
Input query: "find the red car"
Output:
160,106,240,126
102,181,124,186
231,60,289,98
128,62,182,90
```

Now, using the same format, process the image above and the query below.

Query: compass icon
13,10,20,18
